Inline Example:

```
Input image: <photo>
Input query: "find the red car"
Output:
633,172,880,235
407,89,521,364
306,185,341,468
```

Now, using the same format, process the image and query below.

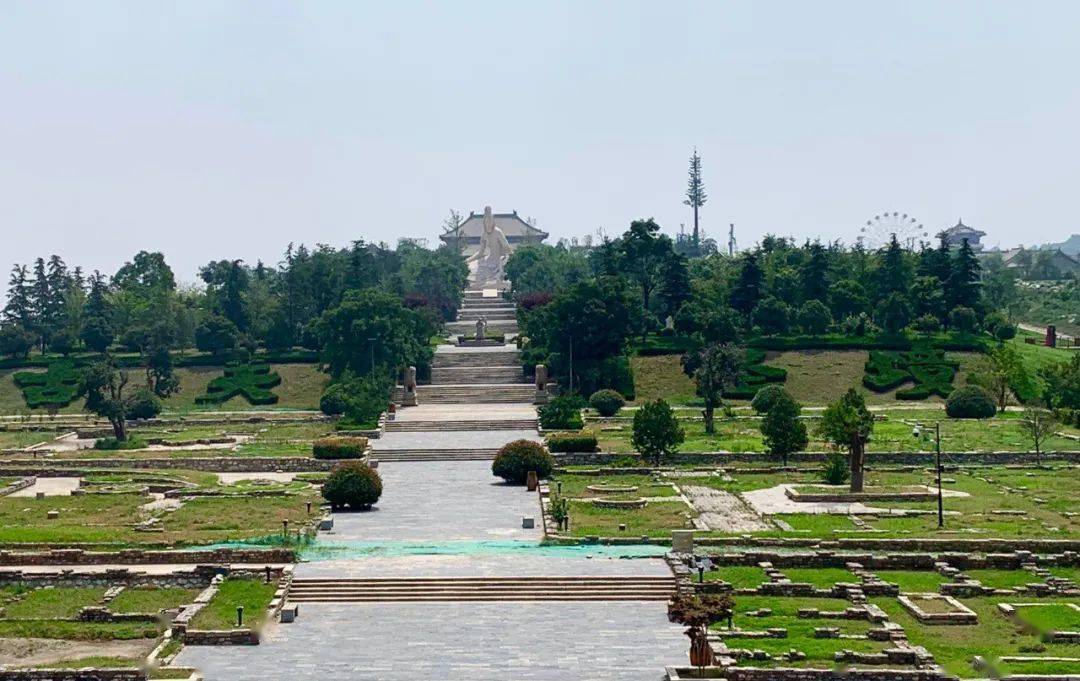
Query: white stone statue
467,206,512,287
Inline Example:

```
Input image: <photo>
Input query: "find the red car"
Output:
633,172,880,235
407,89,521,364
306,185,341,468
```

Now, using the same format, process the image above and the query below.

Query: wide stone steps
288,576,676,602
384,419,538,432
432,352,521,369
430,366,528,384
456,308,517,320
396,384,535,404
447,320,518,334
370,449,501,461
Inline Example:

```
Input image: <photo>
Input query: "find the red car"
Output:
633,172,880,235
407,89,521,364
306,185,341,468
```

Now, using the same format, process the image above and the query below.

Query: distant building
939,219,986,250
983,247,1080,279
439,209,549,257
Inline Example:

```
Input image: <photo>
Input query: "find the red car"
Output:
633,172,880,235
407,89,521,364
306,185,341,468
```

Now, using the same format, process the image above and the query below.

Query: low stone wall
0,476,35,497
0,672,146,681
667,667,951,681
559,450,1080,466
693,549,1079,570
182,628,259,645
0,547,296,566
0,456,335,473
0,565,290,590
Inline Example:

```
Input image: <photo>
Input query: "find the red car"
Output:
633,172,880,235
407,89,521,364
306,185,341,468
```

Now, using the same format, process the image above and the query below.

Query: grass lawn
1008,333,1076,396
1014,603,1080,633
0,430,61,449
0,488,320,547
109,587,201,614
629,355,699,406
3,587,106,618
702,566,768,588
0,620,159,640
550,474,678,499
190,579,277,630
873,595,1080,678
781,567,856,588
873,570,948,593
162,364,326,412
39,657,138,669
565,500,693,538
964,569,1046,589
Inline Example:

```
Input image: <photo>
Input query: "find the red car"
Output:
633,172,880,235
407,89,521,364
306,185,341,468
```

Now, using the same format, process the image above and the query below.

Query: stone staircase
287,576,677,602
430,365,528,384
384,419,538,432
370,448,501,462
456,306,517,321
407,384,535,404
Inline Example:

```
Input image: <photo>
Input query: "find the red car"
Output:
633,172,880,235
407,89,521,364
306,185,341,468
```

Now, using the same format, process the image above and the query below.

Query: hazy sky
2,1,1078,285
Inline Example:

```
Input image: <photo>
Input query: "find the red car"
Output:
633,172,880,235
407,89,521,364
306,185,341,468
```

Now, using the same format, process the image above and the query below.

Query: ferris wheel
858,211,930,250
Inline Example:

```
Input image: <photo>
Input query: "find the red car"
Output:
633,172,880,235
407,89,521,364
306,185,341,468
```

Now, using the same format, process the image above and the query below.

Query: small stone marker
618,523,627,532
36,492,45,500
522,516,535,529
369,458,379,469
526,470,538,491
46,509,59,519
279,604,298,623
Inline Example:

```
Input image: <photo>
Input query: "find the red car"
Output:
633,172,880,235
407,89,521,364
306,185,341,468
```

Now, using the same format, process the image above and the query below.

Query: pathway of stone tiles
392,403,537,422
373,428,541,451
177,601,686,681
323,461,543,542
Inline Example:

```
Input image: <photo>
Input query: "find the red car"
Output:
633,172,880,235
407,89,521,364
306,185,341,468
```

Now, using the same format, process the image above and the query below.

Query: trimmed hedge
546,433,598,453
538,395,584,430
0,348,319,372
322,461,382,510
13,360,81,409
862,346,958,400
747,333,988,353
194,362,282,405
945,385,997,418
722,348,788,399
634,334,701,356
312,436,369,459
588,389,625,417
491,439,554,484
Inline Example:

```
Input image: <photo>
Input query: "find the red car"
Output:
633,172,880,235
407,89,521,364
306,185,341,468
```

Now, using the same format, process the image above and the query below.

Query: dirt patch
681,485,772,532
0,636,154,667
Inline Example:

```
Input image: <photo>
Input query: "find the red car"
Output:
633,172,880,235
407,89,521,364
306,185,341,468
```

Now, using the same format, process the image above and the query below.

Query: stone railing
0,547,296,566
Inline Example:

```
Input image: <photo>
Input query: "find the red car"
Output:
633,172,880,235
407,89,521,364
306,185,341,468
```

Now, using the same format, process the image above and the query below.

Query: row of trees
1,240,467,361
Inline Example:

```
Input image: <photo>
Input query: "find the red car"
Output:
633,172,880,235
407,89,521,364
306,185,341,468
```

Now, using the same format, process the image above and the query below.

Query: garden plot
8,477,82,496
681,486,772,532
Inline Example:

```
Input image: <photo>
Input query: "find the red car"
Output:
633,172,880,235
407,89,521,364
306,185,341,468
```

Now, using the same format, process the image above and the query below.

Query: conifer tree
683,148,707,248
2,265,34,330
800,241,829,303
947,238,982,311
730,251,764,319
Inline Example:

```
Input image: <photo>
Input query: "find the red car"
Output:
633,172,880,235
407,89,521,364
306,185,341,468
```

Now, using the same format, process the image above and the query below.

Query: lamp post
568,334,574,395
912,422,944,528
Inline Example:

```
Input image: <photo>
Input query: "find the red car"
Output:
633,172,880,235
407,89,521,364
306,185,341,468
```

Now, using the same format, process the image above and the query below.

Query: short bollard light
698,566,705,583
282,519,289,538
556,481,563,494
306,501,312,514
265,565,272,584
236,605,244,628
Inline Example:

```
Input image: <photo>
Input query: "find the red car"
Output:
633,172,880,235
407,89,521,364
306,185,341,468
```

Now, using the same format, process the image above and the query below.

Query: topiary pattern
588,389,625,417
945,385,997,419
722,349,787,399
863,346,958,400
194,362,281,405
14,360,81,409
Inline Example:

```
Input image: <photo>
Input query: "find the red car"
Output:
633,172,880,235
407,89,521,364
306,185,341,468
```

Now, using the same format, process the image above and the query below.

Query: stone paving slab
372,429,540,451
324,461,543,542
176,601,686,680
9,477,81,496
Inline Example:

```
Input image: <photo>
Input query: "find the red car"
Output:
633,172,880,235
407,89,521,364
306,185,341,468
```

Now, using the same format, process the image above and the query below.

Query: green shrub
588,389,625,417
722,348,787,399
127,388,162,420
538,395,583,430
491,439,554,484
822,451,850,485
320,370,392,427
322,461,382,510
945,385,997,418
319,384,350,416
546,433,598,452
750,384,788,414
312,436,369,459
94,437,147,451
194,362,281,405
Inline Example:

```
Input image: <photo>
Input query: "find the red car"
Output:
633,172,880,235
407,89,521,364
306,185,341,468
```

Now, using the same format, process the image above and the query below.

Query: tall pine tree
730,251,764,319
2,265,34,330
683,148,707,249
800,241,829,303
947,239,982,311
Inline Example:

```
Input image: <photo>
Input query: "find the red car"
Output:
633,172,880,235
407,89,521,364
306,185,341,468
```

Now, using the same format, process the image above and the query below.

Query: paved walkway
392,403,537,422
178,601,686,681
372,429,541,451
9,477,81,496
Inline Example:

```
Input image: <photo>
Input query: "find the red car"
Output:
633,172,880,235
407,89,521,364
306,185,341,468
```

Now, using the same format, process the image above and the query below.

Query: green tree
80,361,137,441
619,218,674,312
800,241,829,303
0,324,35,358
80,272,113,352
877,292,912,335
752,296,790,335
195,314,240,355
876,234,909,299
947,239,982,310
683,148,707,249
797,299,832,335
968,344,1030,410
816,388,875,492
505,244,589,296
631,399,685,466
2,264,34,331
760,389,808,466
948,306,978,335
681,343,742,434
658,251,692,321
1018,407,1057,465
828,279,867,321
730,251,764,319
318,288,434,378
1040,353,1080,410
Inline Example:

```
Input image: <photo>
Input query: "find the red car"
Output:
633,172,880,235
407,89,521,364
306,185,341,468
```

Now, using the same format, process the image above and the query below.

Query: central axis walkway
177,291,686,680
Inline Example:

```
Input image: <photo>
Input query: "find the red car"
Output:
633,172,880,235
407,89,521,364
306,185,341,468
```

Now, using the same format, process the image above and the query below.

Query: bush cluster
545,433,598,453
750,384,787,414
322,461,383,510
538,395,584,430
94,437,147,451
491,439,554,484
13,360,81,409
588,389,625,417
312,436,369,460
320,370,392,428
945,385,997,418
